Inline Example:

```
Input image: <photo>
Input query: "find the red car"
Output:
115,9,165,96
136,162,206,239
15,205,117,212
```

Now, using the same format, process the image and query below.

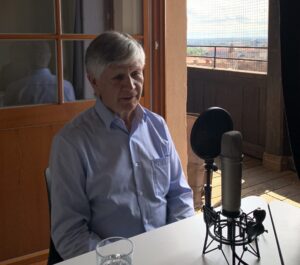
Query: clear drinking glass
96,237,133,265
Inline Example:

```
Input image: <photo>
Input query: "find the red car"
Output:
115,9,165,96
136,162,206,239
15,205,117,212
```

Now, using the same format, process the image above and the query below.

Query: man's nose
123,75,135,90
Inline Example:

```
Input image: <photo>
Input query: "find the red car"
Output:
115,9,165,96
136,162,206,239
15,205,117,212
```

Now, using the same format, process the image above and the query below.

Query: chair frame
44,168,63,265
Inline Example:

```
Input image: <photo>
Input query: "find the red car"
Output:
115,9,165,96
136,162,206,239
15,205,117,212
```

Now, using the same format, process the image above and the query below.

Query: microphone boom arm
204,158,218,209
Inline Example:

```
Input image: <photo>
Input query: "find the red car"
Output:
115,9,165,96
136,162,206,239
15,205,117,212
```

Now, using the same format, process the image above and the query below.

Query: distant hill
187,37,268,47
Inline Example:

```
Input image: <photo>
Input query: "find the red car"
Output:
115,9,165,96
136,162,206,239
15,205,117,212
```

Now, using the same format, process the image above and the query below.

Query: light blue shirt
4,68,75,106
49,98,195,260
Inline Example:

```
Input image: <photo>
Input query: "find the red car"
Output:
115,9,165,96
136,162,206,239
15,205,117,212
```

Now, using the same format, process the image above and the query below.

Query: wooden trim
56,38,63,103
0,34,58,40
0,101,95,130
142,0,151,109
55,0,62,36
243,141,264,159
263,152,290,172
151,0,166,117
0,34,144,40
59,34,97,39
60,34,144,40
0,250,48,265
54,0,63,103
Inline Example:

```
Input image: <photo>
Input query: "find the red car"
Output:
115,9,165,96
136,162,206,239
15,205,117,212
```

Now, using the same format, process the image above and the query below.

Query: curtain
279,0,300,177
72,0,84,99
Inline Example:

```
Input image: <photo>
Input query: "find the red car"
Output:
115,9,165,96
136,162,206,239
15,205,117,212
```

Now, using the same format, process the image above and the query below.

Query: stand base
202,206,266,265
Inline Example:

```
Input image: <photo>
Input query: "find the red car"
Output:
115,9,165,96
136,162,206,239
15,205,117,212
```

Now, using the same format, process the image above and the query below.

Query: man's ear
87,74,97,89
87,74,101,98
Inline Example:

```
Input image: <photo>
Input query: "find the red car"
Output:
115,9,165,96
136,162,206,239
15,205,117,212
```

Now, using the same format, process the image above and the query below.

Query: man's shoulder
143,107,165,122
143,107,167,128
57,105,99,139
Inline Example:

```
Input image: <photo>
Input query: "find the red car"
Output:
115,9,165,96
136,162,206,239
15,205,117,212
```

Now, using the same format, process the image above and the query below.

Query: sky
187,0,269,39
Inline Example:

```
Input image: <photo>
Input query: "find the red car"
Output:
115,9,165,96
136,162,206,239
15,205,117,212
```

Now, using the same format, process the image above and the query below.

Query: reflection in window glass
62,0,109,34
114,0,143,35
63,40,95,100
61,0,142,35
0,0,54,33
0,40,73,107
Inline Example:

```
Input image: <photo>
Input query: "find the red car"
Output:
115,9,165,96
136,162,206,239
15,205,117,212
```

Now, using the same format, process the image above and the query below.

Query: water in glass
98,254,132,265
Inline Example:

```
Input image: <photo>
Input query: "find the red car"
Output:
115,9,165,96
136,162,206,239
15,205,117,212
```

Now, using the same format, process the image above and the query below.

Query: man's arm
163,122,195,223
49,134,100,260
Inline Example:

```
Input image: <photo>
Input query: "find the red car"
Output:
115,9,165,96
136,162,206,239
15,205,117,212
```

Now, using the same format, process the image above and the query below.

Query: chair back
44,168,63,265
187,114,205,210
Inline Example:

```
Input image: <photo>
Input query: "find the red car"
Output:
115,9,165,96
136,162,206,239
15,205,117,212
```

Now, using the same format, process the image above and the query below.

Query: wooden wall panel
0,125,62,260
187,68,267,158
242,86,260,143
0,102,94,261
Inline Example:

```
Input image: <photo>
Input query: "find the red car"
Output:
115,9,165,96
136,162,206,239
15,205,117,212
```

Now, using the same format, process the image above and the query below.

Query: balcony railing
187,45,268,73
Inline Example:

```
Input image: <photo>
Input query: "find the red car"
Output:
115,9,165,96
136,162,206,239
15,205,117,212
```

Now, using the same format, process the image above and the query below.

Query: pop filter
190,107,233,160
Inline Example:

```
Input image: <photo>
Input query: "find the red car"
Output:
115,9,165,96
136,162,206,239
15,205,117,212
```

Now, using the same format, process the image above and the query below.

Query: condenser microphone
221,131,243,218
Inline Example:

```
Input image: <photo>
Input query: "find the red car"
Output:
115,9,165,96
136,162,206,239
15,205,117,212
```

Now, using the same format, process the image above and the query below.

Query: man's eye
131,71,142,78
113,74,124,81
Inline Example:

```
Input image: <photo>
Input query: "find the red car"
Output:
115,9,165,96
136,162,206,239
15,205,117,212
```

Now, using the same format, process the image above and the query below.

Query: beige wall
165,0,188,175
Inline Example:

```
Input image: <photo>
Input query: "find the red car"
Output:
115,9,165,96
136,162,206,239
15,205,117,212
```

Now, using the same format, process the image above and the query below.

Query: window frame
0,0,151,108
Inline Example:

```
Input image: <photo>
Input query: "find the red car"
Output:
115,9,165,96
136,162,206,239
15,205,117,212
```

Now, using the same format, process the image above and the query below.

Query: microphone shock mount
202,205,267,265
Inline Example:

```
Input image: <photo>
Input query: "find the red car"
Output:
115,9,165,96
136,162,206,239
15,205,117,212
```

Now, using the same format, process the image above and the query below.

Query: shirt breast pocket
151,156,170,196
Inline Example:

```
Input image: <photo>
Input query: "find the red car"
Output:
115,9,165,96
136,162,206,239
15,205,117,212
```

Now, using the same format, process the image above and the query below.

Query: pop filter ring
190,107,233,160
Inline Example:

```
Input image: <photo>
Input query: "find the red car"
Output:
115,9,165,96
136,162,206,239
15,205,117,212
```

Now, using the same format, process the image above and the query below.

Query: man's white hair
85,31,145,79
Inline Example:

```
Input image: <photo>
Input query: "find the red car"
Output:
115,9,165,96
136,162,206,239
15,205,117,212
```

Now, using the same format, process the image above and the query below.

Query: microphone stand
201,158,266,265
202,158,219,256
203,158,218,209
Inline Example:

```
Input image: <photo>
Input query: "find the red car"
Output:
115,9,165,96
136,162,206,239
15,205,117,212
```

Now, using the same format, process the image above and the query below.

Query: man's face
90,63,144,120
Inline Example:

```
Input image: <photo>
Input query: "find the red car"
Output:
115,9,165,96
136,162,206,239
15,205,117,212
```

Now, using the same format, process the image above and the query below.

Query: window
187,0,269,73
0,0,150,108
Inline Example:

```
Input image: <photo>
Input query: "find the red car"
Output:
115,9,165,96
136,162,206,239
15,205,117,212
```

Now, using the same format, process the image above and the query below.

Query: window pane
61,0,143,35
0,0,55,33
187,0,269,73
63,40,95,101
0,40,57,107
113,0,143,35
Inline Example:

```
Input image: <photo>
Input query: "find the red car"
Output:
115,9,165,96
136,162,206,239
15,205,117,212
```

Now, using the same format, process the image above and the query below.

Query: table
57,196,283,265
269,200,300,265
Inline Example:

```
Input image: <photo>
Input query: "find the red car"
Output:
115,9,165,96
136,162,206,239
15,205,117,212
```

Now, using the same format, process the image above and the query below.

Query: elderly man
49,31,195,260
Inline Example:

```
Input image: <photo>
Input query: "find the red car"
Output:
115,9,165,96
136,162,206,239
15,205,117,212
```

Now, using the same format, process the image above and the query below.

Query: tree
187,47,204,56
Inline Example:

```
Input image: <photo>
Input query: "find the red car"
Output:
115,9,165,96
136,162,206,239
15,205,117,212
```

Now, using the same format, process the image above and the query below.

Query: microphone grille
221,131,243,158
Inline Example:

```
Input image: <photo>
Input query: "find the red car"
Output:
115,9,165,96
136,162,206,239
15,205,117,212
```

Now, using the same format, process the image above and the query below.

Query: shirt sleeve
63,81,76,101
49,133,100,260
163,121,196,223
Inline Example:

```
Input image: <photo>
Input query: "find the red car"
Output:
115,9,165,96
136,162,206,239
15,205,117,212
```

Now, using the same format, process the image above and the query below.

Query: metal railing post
186,45,268,73
213,46,217,68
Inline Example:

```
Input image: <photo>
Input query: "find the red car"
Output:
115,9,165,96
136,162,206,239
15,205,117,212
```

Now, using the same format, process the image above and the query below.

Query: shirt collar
94,98,147,130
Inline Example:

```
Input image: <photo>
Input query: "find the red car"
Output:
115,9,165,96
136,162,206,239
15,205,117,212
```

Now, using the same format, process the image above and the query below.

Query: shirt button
135,162,140,167
138,191,143,196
